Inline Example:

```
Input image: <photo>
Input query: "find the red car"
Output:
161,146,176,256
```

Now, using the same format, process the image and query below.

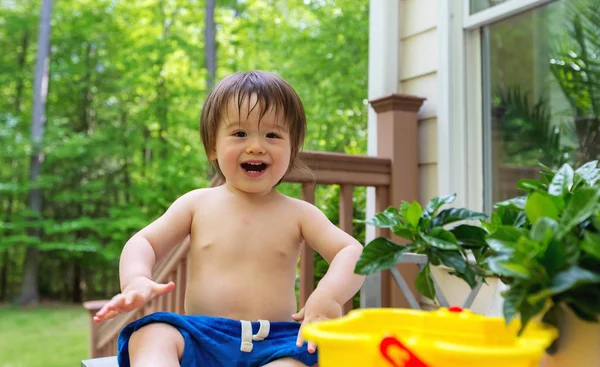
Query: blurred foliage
0,0,368,302
493,87,567,168
491,0,600,169
549,0,600,164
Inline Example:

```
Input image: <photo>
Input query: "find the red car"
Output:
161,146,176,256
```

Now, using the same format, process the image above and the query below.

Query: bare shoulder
179,186,221,211
279,194,326,221
179,187,216,200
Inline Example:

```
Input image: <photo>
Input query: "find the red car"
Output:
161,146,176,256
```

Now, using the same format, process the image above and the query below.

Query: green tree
0,0,369,302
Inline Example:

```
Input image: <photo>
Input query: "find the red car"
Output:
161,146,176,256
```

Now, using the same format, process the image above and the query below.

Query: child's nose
245,138,266,155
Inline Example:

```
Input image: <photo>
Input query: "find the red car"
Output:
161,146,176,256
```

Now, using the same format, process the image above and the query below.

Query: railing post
83,300,109,358
338,184,355,314
369,94,425,308
299,183,316,307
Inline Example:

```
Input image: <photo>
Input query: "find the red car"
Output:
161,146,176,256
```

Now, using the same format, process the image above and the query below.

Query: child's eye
266,132,281,139
233,131,247,137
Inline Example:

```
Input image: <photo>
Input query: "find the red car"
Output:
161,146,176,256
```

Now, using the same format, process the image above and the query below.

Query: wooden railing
83,238,190,357
83,150,392,359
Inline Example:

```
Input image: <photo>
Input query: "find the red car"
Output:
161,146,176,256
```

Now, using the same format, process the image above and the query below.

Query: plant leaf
563,288,600,316
423,194,456,217
494,196,527,210
354,238,412,275
486,254,532,278
485,226,526,253
542,303,563,352
548,163,574,196
566,302,599,322
451,225,488,247
525,192,559,223
528,266,600,303
574,160,600,186
391,225,416,241
421,228,459,250
431,208,487,227
518,298,546,335
497,206,528,227
437,250,477,288
530,217,558,244
502,285,526,323
415,264,436,300
482,212,502,232
582,231,600,260
366,207,401,229
541,239,568,277
405,201,423,228
558,187,600,237
518,179,547,192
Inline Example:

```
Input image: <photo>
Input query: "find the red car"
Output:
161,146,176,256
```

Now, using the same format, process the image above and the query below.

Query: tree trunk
205,0,216,91
15,31,30,113
18,0,54,306
0,251,8,301
204,0,217,180
102,265,109,298
19,247,40,305
1,193,15,302
5,20,31,305
72,260,82,303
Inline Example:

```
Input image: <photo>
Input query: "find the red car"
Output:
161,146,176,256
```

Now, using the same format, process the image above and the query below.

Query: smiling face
201,71,306,183
211,95,292,195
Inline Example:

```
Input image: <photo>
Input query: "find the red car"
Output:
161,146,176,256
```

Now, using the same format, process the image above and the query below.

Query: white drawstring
240,320,270,352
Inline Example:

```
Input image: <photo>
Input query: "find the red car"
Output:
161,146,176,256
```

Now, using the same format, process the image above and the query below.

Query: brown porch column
369,94,425,308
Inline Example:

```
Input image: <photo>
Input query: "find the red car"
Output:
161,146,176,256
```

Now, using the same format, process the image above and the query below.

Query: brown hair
200,70,307,182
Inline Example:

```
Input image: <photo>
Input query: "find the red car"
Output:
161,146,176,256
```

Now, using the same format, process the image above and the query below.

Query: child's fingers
295,326,317,353
108,294,134,314
94,307,118,322
95,296,120,318
295,329,305,348
292,307,305,322
152,281,175,297
94,309,119,322
307,342,317,354
124,290,147,309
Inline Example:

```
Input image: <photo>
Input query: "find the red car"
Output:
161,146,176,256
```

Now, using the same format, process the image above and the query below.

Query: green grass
0,304,89,367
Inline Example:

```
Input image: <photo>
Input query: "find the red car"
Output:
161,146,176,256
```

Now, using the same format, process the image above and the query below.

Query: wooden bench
81,356,118,367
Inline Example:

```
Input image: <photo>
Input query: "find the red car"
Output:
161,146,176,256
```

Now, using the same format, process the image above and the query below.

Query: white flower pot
540,306,600,367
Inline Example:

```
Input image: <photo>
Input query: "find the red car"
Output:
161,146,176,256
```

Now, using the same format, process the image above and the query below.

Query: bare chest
190,203,302,261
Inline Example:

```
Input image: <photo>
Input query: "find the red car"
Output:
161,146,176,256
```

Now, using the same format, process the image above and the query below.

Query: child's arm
292,200,365,350
93,190,198,322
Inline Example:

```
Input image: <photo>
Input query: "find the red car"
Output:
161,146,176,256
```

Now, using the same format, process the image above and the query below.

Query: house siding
393,0,502,315
399,0,439,205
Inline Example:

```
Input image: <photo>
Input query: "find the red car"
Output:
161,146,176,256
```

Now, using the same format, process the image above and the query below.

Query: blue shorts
117,312,318,367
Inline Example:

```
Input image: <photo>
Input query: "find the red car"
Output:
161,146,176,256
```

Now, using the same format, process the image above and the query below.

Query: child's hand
93,277,175,323
292,292,343,354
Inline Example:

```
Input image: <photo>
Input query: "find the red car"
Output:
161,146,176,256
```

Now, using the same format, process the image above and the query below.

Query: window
470,0,511,14
442,0,597,211
475,0,599,206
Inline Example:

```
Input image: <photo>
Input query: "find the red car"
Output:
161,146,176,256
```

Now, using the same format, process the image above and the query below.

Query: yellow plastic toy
301,306,557,367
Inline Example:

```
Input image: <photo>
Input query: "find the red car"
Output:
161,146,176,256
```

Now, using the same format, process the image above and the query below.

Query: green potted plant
354,160,600,365
354,194,490,303
483,160,600,366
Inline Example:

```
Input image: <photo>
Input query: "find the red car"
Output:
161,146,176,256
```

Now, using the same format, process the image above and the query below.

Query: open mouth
241,162,268,173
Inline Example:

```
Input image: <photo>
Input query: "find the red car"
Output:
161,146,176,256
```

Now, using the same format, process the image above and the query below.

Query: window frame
439,0,559,212
464,0,556,29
